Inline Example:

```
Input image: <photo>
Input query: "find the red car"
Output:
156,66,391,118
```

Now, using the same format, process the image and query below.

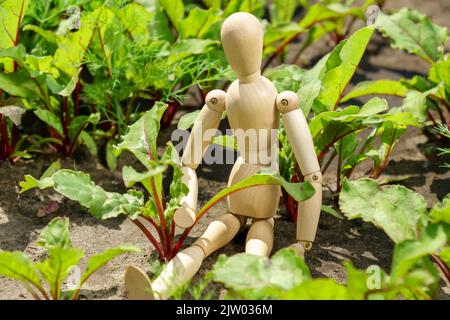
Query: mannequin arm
276,91,322,250
174,90,227,228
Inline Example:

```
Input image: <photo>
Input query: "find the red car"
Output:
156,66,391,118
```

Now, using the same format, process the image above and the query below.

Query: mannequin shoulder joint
206,89,226,113
276,91,299,114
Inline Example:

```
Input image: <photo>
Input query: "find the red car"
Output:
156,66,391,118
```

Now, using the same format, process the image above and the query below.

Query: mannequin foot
124,265,156,300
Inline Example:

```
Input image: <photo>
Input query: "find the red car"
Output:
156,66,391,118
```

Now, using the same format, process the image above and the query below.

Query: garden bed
0,0,449,300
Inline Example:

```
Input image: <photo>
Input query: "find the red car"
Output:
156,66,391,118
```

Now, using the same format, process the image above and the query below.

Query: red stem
143,126,170,253
171,182,286,255
74,80,81,117
143,215,164,244
431,254,450,284
12,0,25,71
0,115,10,159
336,142,343,193
262,32,302,72
130,218,164,259
318,127,364,162
169,219,175,243
161,101,180,129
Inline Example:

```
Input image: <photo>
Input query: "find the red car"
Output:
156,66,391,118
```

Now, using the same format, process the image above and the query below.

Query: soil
1,0,449,300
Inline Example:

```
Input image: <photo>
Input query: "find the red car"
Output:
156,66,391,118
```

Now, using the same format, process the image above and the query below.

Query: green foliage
210,248,311,299
377,8,448,63
21,108,315,261
435,123,450,168
344,9,450,128
339,178,427,243
211,185,450,300
339,179,450,299
0,217,139,300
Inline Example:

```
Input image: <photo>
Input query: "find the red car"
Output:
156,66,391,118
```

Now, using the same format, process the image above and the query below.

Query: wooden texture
227,157,281,219
174,166,198,228
181,90,226,169
124,265,154,300
221,12,263,82
132,12,324,300
193,212,242,257
297,171,323,242
245,218,274,256
152,246,205,300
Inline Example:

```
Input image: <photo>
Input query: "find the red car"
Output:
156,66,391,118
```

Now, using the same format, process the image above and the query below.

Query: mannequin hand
173,205,196,229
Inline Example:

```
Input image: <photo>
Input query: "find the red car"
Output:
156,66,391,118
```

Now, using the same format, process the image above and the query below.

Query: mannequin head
221,12,263,82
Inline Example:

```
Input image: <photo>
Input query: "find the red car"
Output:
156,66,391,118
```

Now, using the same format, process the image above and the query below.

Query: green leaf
179,8,221,39
297,79,322,116
115,3,153,39
40,159,62,181
429,56,450,87
37,217,72,249
281,279,348,300
265,64,305,93
37,247,84,300
0,44,27,69
23,25,57,44
299,3,361,29
68,113,100,142
106,139,117,172
391,223,449,279
0,69,45,100
210,248,311,299
310,97,388,139
78,245,140,288
342,80,408,103
400,85,442,123
197,170,315,220
430,195,450,224
321,205,344,220
224,0,265,18
115,103,168,168
34,109,63,137
269,0,297,25
122,165,168,188
53,170,144,220
53,7,108,77
177,110,201,130
0,252,43,296
159,0,184,31
344,262,371,300
169,39,218,62
314,26,375,110
440,247,450,268
21,170,145,220
0,0,30,71
212,135,239,150
19,175,55,193
377,8,448,63
80,131,98,156
339,178,427,243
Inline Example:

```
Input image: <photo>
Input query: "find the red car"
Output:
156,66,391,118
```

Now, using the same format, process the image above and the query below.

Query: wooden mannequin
125,12,322,300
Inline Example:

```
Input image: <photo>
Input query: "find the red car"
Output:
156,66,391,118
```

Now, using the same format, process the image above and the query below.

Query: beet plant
0,217,139,300
202,25,421,221
209,182,450,300
20,102,315,262
343,9,449,127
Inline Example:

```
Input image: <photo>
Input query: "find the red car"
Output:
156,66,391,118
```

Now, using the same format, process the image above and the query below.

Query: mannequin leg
245,218,274,256
143,212,243,299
